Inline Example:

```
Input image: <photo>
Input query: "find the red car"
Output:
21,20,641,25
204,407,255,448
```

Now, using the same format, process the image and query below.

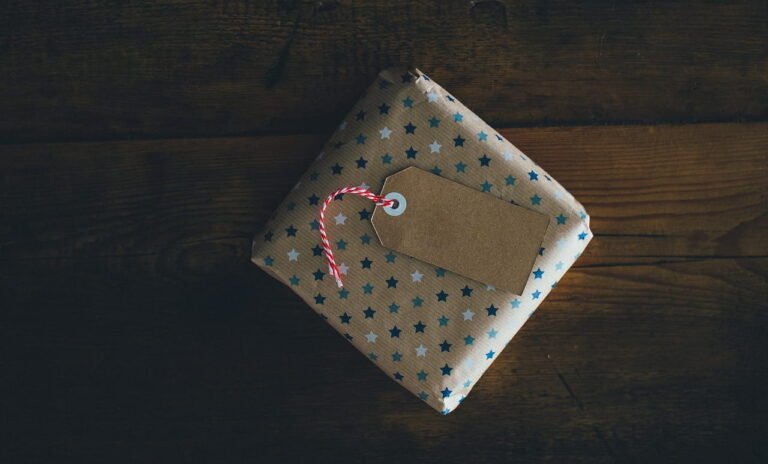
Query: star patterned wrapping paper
252,68,592,414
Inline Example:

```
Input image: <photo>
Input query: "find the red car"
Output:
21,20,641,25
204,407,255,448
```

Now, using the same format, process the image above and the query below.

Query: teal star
336,239,347,250
453,112,463,122
263,256,274,266
438,315,449,326
388,302,400,313
454,161,467,172
510,298,521,308
381,153,392,164
289,275,300,286
481,181,492,192
428,116,440,127
385,252,397,263
486,350,496,359
417,370,428,381
530,194,542,205
392,351,402,362
402,96,414,108
477,131,488,141
412,296,424,307
504,175,516,186
556,214,568,224
464,335,474,345
362,283,374,294
338,288,349,299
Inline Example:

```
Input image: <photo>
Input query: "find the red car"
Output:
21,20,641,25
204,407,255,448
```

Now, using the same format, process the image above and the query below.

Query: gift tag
371,167,550,294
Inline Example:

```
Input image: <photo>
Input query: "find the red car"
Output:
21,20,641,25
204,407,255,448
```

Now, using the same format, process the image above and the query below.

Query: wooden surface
1,1,767,463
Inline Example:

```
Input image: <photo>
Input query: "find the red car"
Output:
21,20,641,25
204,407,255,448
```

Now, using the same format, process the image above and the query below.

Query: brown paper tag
371,167,550,294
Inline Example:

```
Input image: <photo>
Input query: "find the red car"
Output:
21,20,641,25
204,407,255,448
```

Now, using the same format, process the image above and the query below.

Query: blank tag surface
372,167,550,294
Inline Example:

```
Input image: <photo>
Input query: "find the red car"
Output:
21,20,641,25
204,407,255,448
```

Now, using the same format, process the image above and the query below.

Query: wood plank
1,123,765,268
0,1,766,143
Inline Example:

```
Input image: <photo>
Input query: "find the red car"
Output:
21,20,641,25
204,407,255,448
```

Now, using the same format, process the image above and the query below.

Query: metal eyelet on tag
383,192,407,216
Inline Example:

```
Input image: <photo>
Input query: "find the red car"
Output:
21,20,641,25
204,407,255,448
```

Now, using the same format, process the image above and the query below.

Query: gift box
252,68,592,414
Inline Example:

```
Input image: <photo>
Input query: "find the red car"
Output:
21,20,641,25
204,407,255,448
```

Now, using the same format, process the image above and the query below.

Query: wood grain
1,1,766,143
2,123,766,462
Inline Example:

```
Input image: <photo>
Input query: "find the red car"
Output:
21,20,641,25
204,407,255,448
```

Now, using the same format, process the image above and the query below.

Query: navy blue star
313,269,325,281
356,110,366,120
533,268,544,279
401,72,412,83
309,171,319,181
439,340,452,352
308,194,320,205
287,201,296,211
478,154,491,166
330,163,343,175
363,307,376,319
386,276,399,288
360,257,372,269
430,166,442,175
314,293,325,304
441,387,452,398
358,208,371,220
356,157,368,169
393,372,404,381
389,326,402,338
460,285,473,297
263,230,273,242
428,116,440,127
528,170,539,181
339,312,351,324
440,364,453,376
312,245,323,256
436,290,448,302
360,233,372,245
378,103,390,114
453,135,465,147
285,225,297,237
414,321,426,333
435,267,446,277
405,146,418,159
486,304,498,316
404,122,416,134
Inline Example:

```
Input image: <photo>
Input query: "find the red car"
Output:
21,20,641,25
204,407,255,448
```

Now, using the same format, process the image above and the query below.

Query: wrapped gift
252,68,592,414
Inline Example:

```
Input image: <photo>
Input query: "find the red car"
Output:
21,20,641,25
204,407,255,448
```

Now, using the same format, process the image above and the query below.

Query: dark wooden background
1,1,766,463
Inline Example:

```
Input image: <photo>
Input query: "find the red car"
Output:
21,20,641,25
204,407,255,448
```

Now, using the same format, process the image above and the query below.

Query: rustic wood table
1,2,766,463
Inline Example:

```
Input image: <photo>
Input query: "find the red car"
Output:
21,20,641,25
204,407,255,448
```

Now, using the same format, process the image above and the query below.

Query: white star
365,331,378,343
429,140,442,153
462,309,475,321
427,91,439,102
359,182,370,190
379,126,392,139
415,344,428,357
287,248,300,261
334,213,347,225
486,285,496,291
338,262,349,275
411,270,424,282
502,149,514,160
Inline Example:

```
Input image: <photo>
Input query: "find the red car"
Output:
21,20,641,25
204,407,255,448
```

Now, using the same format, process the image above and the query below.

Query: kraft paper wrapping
252,68,592,414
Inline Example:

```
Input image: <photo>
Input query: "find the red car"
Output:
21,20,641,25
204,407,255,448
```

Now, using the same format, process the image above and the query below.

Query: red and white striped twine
319,186,396,288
